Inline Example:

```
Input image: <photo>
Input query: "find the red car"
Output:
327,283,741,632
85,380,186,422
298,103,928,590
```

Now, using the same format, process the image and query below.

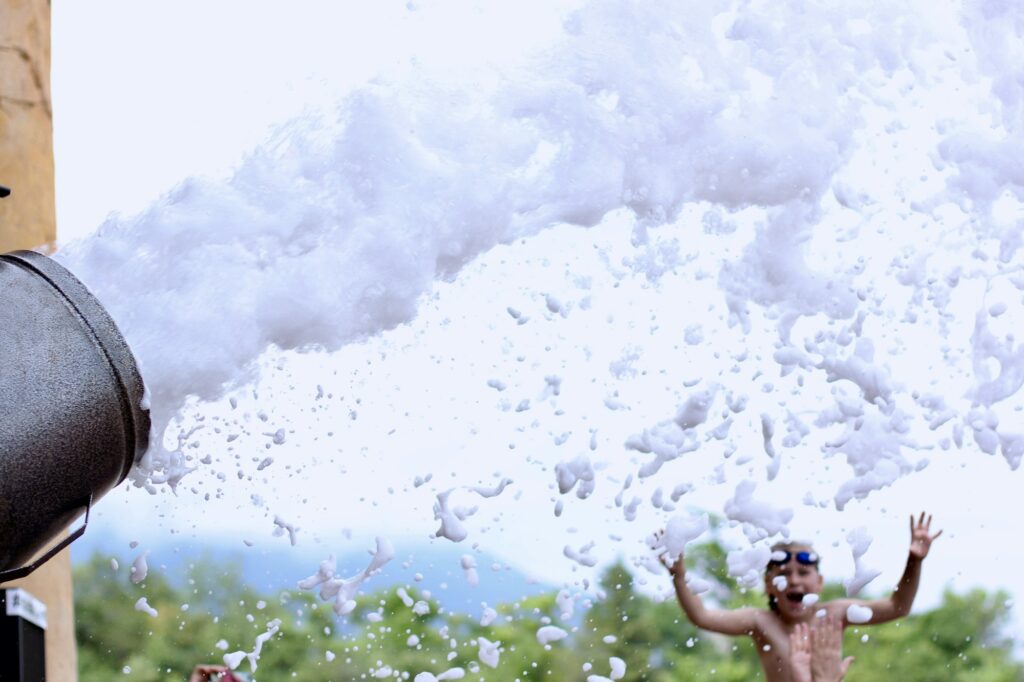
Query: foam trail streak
55,0,960,489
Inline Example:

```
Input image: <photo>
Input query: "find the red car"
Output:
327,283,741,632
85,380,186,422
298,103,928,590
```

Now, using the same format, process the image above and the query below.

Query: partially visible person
660,512,941,681
189,664,244,682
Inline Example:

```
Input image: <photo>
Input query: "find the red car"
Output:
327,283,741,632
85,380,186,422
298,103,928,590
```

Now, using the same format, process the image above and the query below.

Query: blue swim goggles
769,550,819,566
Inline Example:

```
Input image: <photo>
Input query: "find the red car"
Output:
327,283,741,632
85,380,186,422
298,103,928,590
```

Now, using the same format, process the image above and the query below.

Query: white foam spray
50,0,1024,665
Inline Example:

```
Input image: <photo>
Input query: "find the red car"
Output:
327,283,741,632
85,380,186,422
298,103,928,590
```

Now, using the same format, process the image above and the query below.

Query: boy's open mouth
785,592,806,604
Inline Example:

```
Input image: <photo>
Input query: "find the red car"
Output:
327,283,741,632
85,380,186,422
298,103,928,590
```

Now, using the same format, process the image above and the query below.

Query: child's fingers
791,622,810,652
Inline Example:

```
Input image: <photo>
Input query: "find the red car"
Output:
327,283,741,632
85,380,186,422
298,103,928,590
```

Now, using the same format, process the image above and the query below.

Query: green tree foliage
74,543,1024,681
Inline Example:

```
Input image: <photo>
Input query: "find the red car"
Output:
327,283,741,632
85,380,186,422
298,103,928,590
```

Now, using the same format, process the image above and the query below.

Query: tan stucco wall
1,1,78,680
1,0,55,251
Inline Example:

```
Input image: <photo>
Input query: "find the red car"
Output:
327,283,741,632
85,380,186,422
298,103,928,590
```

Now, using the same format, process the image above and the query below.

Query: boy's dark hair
765,541,820,613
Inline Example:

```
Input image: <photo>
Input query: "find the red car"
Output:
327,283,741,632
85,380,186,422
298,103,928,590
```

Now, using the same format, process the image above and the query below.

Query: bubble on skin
846,604,873,624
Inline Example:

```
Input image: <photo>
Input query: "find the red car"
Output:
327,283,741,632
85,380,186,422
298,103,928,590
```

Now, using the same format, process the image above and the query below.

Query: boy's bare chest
750,606,842,682
752,623,795,682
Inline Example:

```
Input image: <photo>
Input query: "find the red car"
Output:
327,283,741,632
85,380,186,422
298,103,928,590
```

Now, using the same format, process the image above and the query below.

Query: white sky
51,0,1023,648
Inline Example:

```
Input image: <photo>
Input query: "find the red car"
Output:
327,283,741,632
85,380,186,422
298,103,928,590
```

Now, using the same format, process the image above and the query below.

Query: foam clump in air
298,537,394,616
432,489,479,542
723,480,793,541
564,541,598,568
460,554,479,586
414,668,465,682
555,455,597,498
536,625,569,645
471,478,513,498
129,550,149,585
625,420,701,479
134,597,158,618
652,512,709,562
727,545,773,589
272,515,299,546
844,527,883,597
222,618,282,672
556,589,576,620
56,0,923,492
830,412,914,510
477,636,500,668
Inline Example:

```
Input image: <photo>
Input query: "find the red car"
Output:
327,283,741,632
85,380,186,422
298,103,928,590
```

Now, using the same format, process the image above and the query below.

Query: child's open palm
909,512,942,560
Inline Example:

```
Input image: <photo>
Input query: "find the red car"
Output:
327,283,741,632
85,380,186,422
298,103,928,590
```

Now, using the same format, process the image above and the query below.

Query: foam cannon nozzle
0,250,150,581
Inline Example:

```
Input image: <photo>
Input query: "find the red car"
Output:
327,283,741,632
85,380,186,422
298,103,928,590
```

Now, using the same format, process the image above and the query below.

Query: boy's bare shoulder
749,606,783,633
816,598,862,623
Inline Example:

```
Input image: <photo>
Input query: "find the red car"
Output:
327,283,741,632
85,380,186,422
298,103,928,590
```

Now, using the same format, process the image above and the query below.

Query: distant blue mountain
70,526,552,614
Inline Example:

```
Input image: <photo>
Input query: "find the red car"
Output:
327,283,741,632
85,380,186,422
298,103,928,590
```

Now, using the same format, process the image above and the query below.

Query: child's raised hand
811,614,854,682
909,511,942,560
788,623,813,682
652,528,684,575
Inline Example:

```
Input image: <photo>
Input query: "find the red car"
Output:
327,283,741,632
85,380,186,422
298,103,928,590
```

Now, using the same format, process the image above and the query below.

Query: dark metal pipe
0,250,149,580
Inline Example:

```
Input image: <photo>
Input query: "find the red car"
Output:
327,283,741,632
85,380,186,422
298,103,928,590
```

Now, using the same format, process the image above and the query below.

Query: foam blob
129,550,149,585
723,480,793,540
846,603,873,624
477,636,500,668
536,625,569,645
659,512,710,561
134,597,158,618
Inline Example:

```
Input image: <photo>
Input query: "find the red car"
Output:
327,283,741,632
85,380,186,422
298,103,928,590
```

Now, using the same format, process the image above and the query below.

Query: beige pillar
0,0,55,251
1,1,77,680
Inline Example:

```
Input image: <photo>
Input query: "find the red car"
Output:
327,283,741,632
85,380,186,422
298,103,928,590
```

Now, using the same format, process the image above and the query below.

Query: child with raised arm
662,512,941,682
